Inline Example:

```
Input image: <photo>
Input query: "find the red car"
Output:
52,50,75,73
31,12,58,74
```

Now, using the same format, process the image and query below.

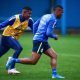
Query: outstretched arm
0,16,15,29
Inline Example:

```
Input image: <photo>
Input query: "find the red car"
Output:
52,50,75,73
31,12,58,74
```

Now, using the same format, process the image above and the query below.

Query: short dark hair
23,6,32,11
53,5,63,10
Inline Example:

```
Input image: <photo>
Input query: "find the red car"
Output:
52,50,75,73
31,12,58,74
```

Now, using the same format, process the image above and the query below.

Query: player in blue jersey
0,6,33,74
6,5,64,78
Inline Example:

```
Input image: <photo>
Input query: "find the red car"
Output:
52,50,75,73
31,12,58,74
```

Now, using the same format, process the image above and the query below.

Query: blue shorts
32,40,50,55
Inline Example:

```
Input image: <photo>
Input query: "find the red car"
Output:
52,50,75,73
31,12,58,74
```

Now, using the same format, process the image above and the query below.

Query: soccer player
6,5,64,78
0,7,33,74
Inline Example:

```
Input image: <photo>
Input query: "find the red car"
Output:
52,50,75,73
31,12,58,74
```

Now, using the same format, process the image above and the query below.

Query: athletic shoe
8,68,20,74
52,74,65,78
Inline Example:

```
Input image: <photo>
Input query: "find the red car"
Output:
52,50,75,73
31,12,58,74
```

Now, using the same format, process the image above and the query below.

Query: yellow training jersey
2,14,28,40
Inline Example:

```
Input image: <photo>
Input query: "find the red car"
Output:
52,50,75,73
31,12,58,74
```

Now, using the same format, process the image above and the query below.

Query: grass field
0,32,80,80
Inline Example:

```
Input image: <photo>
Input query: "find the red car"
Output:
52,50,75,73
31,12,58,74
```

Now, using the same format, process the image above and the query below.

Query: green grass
0,33,80,80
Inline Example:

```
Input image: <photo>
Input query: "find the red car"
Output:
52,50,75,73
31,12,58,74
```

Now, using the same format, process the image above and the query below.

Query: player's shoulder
8,15,16,21
42,14,50,19
14,14,20,16
47,14,56,20
29,17,34,21
40,14,50,22
14,14,21,19
41,14,56,22
29,17,34,23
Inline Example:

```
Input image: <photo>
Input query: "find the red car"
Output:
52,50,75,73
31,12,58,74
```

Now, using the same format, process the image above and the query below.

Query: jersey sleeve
33,18,40,34
28,18,34,31
0,16,16,29
46,20,58,39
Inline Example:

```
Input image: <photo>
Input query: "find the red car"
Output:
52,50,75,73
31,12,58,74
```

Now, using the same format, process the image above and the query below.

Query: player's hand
54,34,58,40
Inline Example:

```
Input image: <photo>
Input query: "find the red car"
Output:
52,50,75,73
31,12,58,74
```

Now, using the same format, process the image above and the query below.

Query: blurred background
0,0,80,35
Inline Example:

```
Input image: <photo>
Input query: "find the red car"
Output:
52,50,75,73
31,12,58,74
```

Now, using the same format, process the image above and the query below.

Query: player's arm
0,16,16,29
33,18,40,34
28,18,34,31
46,20,58,40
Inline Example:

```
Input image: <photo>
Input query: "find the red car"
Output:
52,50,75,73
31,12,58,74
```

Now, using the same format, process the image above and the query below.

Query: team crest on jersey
40,48,43,53
16,26,22,30
52,20,57,28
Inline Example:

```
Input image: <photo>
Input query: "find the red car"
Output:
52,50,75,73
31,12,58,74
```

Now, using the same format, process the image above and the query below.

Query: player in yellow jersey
0,6,33,74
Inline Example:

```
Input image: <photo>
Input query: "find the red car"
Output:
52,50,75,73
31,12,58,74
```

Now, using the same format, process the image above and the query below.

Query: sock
15,58,21,63
10,58,21,69
52,68,57,75
10,60,15,69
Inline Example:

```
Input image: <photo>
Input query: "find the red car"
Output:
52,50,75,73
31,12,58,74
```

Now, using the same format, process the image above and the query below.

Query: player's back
33,14,56,42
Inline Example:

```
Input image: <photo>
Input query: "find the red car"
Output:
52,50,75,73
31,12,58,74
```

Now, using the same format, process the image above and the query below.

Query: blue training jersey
33,14,57,42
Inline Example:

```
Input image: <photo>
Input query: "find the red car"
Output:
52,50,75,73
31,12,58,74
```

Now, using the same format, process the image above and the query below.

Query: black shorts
32,40,51,55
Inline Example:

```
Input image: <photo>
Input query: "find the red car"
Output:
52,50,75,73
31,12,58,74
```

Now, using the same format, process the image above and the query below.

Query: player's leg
15,40,43,64
6,51,41,75
43,42,64,78
44,48,57,68
6,36,23,74
0,46,10,57
6,52,41,71
6,40,43,70
0,36,10,57
16,52,41,65
7,36,23,58
44,48,57,74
